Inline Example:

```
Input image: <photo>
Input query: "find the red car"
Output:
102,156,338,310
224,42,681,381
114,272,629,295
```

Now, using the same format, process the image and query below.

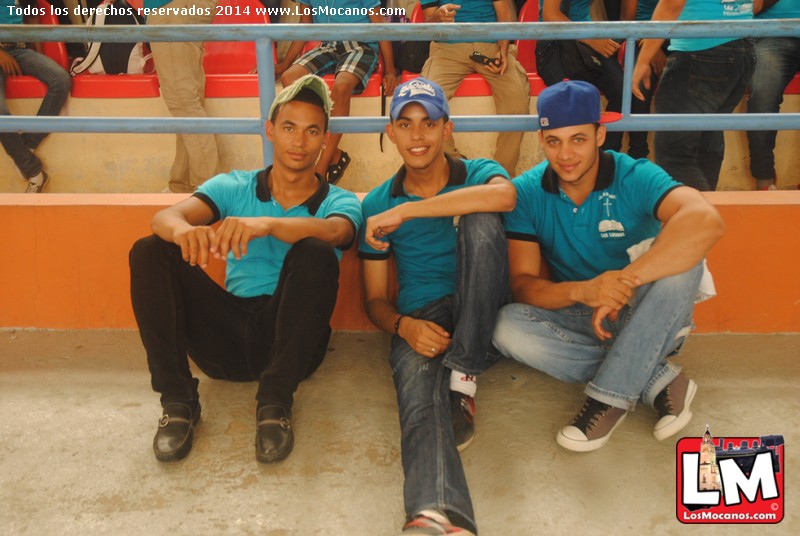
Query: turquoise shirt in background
0,0,23,25
195,168,363,298
538,0,591,22
670,0,753,52
421,0,498,43
757,0,800,19
143,0,172,8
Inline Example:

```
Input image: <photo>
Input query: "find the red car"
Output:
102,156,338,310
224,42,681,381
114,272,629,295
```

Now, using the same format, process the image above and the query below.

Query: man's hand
649,48,667,77
364,209,404,251
485,49,508,75
435,3,460,22
580,39,620,58
398,317,452,358
592,305,619,341
211,216,273,260
632,57,653,101
382,70,398,95
576,270,640,310
173,226,217,268
0,49,22,76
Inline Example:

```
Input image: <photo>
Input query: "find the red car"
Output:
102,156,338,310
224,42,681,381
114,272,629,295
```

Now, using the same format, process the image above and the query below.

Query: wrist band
394,315,407,334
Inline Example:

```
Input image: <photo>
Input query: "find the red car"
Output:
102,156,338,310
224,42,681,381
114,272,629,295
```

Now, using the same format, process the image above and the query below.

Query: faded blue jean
492,262,703,412
0,46,71,178
390,212,508,533
746,37,800,181
654,39,755,191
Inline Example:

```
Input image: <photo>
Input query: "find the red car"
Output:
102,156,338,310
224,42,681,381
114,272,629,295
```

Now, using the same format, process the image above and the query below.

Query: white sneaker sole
653,379,698,441
556,413,627,452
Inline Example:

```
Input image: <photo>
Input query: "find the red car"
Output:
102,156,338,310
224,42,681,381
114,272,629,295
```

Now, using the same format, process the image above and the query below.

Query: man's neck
402,155,450,198
268,165,319,208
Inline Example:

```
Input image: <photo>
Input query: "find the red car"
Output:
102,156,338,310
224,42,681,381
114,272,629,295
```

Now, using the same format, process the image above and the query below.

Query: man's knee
287,237,339,276
459,213,504,242
129,235,168,267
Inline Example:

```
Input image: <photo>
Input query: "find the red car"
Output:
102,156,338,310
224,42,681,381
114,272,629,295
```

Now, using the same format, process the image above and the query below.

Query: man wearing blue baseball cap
493,80,725,452
358,77,516,535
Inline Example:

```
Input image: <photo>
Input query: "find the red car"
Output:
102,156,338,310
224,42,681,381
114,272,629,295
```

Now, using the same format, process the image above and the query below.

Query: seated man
277,0,397,184
360,78,516,535
420,0,530,177
746,0,800,190
0,0,71,193
493,81,725,452
129,75,363,463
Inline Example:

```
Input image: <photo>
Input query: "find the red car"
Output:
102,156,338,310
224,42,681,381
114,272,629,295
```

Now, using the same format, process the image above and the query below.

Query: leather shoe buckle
159,414,170,427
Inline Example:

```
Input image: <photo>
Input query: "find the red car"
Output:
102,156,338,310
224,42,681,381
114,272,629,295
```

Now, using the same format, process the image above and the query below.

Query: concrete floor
0,330,797,535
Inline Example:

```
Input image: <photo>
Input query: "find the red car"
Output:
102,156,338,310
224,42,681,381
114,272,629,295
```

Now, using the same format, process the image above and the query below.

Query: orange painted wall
1,192,798,332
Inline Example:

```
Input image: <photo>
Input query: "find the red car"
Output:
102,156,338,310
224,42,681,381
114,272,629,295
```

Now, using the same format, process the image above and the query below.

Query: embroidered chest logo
597,192,626,238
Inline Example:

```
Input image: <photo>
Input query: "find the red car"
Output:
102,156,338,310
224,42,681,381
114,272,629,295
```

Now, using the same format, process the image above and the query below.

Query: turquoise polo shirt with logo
194,167,363,298
359,156,508,314
505,151,682,283
670,0,752,52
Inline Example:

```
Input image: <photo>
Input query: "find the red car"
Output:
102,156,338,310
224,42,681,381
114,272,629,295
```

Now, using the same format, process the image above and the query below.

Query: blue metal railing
1,19,799,166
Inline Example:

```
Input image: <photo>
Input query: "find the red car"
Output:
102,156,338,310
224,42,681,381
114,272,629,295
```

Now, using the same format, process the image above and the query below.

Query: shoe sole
556,413,627,452
653,379,697,441
456,431,475,453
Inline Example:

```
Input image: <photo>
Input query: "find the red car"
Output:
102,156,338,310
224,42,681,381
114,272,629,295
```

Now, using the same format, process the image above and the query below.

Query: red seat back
517,1,538,73
204,0,272,74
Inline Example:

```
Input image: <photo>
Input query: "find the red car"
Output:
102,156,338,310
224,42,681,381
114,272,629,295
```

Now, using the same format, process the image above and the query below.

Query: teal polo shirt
505,151,682,283
421,0,498,43
195,168,363,298
0,0,22,25
538,0,591,22
359,156,508,314
671,0,752,52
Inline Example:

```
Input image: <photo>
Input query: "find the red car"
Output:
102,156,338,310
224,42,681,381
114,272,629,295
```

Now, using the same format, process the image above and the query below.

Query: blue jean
492,263,703,412
746,37,800,181
390,213,508,533
654,39,755,191
0,46,71,178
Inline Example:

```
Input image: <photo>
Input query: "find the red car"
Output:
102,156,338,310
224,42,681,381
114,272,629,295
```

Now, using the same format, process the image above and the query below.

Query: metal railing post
256,37,276,166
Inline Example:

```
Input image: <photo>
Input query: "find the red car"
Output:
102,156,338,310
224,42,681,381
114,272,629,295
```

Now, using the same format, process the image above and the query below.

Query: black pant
129,235,339,409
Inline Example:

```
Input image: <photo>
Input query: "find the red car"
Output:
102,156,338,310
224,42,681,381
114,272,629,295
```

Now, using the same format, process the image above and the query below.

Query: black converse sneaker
557,397,627,452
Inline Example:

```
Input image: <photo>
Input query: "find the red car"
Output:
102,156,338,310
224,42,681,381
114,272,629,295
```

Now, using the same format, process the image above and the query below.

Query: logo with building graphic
676,425,784,524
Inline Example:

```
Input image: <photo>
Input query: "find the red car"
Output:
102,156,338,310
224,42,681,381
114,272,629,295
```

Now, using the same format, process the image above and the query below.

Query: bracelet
394,315,407,335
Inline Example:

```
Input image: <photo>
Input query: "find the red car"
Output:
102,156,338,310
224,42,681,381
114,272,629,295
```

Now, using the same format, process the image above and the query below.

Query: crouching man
129,75,362,463
493,80,725,452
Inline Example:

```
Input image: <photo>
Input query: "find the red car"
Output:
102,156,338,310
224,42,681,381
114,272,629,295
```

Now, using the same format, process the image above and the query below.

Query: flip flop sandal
326,151,351,185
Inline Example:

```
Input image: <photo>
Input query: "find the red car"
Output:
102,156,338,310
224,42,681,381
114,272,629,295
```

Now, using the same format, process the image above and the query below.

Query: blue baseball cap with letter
537,80,622,130
390,78,450,121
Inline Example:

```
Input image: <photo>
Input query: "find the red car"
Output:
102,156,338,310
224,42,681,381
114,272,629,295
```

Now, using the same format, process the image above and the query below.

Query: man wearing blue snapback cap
359,77,516,535
493,80,725,452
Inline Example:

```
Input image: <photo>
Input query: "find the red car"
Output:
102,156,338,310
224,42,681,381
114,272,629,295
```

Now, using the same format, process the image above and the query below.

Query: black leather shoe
255,405,293,463
153,401,200,462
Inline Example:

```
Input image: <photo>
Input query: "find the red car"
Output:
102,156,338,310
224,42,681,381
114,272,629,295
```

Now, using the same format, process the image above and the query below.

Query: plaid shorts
295,41,378,95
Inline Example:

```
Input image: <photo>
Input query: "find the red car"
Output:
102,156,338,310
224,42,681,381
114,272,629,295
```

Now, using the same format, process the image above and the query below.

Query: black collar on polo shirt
390,154,468,198
255,166,330,215
541,151,616,195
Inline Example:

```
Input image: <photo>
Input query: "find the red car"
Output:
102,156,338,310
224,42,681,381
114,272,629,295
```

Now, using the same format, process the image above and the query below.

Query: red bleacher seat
70,0,159,98
299,41,384,97
786,73,800,95
4,0,69,99
203,0,274,98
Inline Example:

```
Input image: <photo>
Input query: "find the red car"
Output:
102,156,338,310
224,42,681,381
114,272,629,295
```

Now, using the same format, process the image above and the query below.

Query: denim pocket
687,53,735,99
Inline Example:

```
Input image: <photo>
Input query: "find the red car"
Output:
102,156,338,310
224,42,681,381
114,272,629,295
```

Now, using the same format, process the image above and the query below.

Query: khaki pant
422,41,530,177
148,0,220,192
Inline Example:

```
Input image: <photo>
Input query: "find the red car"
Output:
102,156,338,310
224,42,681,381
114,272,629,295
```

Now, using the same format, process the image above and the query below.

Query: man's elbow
493,182,517,212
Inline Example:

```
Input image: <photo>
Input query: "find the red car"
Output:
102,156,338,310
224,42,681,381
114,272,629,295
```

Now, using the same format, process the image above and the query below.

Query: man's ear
596,125,607,147
443,119,454,141
265,120,274,142
385,121,396,144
